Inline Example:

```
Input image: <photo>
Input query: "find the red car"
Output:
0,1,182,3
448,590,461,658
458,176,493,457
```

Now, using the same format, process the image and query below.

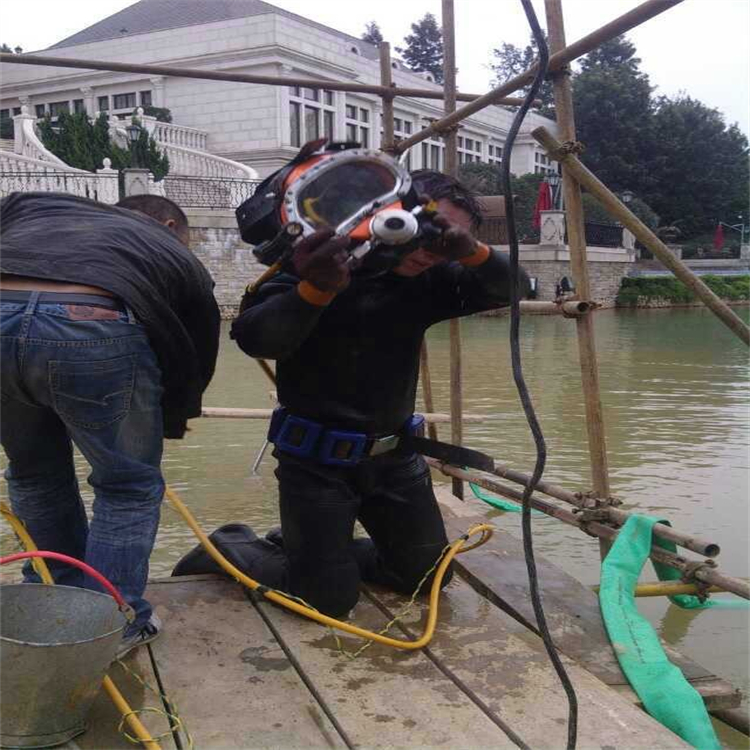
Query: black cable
501,2,579,748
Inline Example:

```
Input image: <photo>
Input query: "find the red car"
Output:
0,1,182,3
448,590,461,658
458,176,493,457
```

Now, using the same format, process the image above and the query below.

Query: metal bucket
0,583,126,749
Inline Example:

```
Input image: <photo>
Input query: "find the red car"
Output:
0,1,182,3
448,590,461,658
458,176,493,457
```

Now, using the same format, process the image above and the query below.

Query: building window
49,101,70,117
420,135,444,171
344,101,371,147
458,135,482,164
139,91,152,108
97,96,109,112
380,115,414,169
488,143,503,165
35,104,46,118
113,92,136,110
289,86,336,147
0,109,8,121
73,99,85,114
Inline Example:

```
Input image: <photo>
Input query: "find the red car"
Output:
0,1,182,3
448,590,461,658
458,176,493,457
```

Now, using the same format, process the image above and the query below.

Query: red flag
533,180,553,229
713,223,725,250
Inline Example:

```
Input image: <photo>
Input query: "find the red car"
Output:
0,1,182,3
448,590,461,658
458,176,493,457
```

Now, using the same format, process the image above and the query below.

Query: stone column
80,86,95,115
539,209,566,247
150,76,165,107
122,168,151,197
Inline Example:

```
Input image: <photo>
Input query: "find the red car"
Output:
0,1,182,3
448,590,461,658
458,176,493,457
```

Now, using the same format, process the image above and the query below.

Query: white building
0,0,558,179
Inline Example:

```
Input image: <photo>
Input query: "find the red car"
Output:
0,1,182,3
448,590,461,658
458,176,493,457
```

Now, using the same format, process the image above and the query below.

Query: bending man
0,192,220,655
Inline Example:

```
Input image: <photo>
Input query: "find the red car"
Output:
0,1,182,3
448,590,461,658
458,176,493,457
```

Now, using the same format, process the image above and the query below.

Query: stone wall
187,209,262,318
518,245,636,307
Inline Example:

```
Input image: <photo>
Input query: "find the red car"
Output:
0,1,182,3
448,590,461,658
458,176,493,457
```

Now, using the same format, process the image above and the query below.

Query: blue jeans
0,293,165,633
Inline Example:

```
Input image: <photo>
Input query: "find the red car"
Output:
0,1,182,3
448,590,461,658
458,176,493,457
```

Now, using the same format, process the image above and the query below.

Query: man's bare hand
292,228,351,293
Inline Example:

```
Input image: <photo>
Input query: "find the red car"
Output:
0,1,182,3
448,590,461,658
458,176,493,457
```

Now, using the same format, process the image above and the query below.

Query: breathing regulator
235,138,443,275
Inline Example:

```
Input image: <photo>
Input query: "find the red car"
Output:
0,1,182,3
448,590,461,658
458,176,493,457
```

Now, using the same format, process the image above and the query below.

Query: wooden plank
252,588,520,749
369,581,691,749
436,487,741,709
78,576,347,750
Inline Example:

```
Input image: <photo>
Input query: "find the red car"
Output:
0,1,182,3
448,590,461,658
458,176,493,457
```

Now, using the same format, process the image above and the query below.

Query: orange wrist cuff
297,280,336,306
459,242,491,267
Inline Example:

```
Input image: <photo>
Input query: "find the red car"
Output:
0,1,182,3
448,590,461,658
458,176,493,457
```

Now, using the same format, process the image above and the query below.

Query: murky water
2,307,748,732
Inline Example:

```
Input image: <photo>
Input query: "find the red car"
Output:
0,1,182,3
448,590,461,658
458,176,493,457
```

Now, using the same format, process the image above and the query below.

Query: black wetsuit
228,249,524,616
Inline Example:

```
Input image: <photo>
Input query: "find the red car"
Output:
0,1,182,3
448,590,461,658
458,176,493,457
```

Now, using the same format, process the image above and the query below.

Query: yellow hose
165,487,492,650
0,502,162,750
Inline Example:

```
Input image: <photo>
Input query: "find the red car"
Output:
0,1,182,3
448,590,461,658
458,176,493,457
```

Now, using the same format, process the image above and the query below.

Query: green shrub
617,275,750,305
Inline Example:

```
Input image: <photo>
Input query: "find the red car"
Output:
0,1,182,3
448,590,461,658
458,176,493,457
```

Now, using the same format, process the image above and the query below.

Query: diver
174,147,529,617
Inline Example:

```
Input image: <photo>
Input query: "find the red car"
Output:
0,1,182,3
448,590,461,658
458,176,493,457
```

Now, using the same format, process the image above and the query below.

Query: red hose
0,551,127,608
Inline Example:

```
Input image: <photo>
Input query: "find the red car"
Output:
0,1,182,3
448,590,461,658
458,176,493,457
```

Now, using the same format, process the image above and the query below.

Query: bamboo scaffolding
592,581,730,598
544,0,611,566
0,52,525,106
488,459,720,558
427,460,748,600
442,0,464,500
379,43,396,151
393,0,685,154
533,126,750,346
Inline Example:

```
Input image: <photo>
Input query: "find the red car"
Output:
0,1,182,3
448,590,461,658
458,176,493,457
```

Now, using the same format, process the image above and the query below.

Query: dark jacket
231,248,525,435
0,192,220,438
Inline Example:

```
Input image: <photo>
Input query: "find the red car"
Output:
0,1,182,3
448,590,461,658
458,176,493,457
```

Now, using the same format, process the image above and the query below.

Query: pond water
2,306,748,739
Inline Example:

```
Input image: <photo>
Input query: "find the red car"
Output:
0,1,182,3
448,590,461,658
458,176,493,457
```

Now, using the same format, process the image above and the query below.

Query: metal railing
0,169,119,204
161,175,262,209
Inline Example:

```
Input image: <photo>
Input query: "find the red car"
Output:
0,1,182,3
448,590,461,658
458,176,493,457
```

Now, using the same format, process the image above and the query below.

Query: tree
458,162,503,195
489,33,555,117
38,112,170,180
572,35,656,197
1,43,23,54
646,95,749,236
395,13,443,83
361,21,384,46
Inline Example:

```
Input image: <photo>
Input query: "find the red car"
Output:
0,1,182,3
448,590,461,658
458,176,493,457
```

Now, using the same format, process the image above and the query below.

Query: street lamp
125,122,141,168
621,189,634,205
547,171,561,210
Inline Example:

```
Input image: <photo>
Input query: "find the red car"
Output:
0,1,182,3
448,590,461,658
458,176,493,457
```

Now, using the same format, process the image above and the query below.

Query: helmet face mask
236,140,420,268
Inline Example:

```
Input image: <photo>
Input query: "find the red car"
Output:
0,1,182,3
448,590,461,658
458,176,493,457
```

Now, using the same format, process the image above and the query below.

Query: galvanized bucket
0,583,126,749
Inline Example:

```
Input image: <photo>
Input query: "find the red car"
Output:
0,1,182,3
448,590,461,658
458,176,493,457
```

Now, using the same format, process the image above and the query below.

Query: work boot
265,526,284,548
117,614,162,659
172,523,259,577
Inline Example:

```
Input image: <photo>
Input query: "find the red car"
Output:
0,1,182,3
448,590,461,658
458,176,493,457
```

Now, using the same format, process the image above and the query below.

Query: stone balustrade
13,108,71,168
147,120,208,151
0,151,119,204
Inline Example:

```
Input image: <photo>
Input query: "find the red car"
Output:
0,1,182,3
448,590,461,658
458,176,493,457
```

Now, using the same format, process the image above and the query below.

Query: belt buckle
369,434,400,457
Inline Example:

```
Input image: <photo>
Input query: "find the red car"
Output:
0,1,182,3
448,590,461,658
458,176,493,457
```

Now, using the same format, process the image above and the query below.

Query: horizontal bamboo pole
0,52,526,106
591,581,728,597
427,460,748,599
519,300,594,316
532,126,750,346
393,0,684,154
488,459,719,557
200,407,485,423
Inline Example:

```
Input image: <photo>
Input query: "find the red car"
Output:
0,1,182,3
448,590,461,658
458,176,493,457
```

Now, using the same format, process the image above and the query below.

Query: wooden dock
65,487,743,749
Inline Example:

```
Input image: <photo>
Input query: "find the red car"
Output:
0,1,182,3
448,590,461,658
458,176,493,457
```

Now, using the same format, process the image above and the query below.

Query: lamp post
122,121,149,197
621,189,634,205
547,170,561,210
718,215,747,252
125,122,141,168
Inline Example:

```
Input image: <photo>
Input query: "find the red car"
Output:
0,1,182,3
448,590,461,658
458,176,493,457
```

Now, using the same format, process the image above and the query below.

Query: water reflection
1,307,748,709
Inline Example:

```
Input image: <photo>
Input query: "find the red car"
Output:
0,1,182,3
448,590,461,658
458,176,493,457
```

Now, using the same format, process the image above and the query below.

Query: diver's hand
417,195,478,261
292,228,351,293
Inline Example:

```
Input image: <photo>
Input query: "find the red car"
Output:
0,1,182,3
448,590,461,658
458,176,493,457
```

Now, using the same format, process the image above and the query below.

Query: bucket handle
1,551,135,621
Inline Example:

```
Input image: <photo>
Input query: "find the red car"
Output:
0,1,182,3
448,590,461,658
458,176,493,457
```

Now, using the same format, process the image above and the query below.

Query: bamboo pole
419,343,439,441
427,461,749,599
379,42,395,151
533,126,750,346
200,407,485,423
544,1,611,566
0,52,526,106
489,458,719,558
393,0,685,155
441,0,463,500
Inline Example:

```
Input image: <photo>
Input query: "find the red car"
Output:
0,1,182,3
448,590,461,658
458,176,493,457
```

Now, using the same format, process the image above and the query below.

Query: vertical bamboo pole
442,0,464,498
420,343,439,441
544,1,611,533
379,42,395,151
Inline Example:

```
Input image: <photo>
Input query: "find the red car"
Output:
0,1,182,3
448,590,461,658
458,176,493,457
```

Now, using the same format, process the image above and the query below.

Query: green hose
599,514,722,749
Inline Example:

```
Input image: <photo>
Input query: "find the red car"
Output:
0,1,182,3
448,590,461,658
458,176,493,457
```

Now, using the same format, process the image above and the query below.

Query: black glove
292,228,351,293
